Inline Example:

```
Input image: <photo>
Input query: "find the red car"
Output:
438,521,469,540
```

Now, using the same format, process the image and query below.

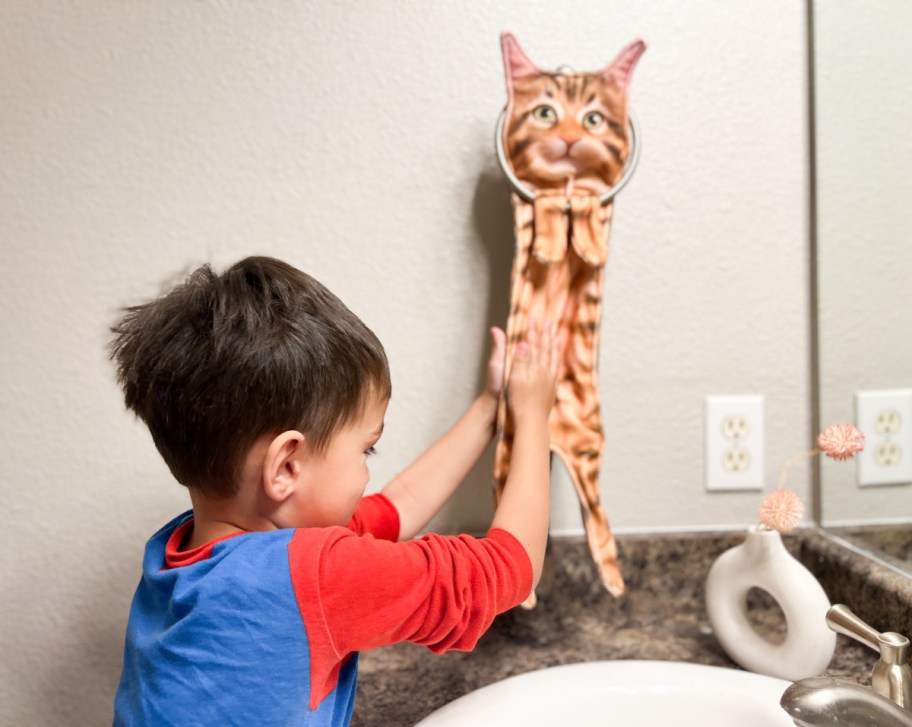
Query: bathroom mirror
812,0,912,568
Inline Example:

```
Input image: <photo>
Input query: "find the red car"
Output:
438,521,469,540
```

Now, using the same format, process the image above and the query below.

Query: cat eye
581,111,606,130
531,104,558,125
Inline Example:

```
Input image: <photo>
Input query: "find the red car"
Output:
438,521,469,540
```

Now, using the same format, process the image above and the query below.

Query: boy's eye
365,447,377,457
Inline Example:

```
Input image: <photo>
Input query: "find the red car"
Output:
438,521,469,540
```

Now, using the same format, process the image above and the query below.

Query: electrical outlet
856,389,912,486
874,442,903,467
721,415,750,440
706,395,764,491
722,447,751,472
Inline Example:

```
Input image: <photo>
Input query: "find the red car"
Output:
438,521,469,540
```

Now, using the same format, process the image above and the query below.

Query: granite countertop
352,529,910,726
827,524,912,566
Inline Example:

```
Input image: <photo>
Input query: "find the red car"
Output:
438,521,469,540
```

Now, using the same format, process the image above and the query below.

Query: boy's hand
485,327,507,401
491,317,562,590
506,318,561,421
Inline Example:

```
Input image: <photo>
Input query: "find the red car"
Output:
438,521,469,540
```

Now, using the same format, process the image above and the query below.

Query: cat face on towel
500,34,645,195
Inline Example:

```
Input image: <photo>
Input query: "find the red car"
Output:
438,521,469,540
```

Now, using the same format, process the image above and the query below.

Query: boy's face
293,392,388,528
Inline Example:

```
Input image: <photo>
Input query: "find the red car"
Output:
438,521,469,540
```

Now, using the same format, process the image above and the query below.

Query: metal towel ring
494,108,641,205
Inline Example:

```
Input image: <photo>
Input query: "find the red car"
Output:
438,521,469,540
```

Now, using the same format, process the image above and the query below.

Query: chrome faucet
781,677,912,726
780,604,912,726
827,603,912,708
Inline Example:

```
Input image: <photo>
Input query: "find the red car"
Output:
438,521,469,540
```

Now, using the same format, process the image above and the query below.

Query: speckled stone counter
826,524,912,565
797,528,912,639
352,529,910,726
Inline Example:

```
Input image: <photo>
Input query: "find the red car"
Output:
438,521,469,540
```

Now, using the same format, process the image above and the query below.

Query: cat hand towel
493,33,645,601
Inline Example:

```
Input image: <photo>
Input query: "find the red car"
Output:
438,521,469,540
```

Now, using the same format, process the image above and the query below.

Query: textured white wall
0,1,810,723
815,0,912,526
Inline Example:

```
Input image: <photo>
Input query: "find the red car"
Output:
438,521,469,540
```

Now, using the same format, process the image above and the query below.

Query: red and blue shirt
113,494,532,725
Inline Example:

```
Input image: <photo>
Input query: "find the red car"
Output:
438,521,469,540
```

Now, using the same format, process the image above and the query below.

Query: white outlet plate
706,395,764,491
855,388,912,486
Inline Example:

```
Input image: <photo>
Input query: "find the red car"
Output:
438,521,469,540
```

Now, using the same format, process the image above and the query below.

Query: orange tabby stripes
493,33,645,604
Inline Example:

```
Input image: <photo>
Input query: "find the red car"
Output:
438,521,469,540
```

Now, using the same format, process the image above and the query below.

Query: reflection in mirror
813,1,912,569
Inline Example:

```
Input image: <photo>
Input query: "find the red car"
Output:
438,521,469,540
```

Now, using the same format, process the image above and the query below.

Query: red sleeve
345,493,400,541
288,526,532,709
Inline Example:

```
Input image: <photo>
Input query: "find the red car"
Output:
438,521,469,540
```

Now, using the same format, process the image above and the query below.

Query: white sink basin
416,660,795,726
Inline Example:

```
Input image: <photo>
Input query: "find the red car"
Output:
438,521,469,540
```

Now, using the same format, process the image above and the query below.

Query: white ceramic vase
705,526,836,682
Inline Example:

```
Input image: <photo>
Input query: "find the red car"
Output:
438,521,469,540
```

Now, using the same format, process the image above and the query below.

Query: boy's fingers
537,322,550,364
543,319,559,364
551,333,564,377
487,327,507,394
527,317,539,358
489,326,506,359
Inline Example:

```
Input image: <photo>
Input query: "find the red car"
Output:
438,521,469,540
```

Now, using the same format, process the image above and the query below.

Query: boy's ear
262,430,307,503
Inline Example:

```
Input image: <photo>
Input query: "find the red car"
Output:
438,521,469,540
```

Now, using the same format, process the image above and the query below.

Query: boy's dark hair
110,256,391,497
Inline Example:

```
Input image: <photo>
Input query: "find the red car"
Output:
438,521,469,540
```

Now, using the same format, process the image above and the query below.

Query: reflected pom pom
817,423,865,461
758,489,804,532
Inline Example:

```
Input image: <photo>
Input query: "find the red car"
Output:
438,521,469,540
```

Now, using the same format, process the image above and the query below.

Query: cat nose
561,133,582,148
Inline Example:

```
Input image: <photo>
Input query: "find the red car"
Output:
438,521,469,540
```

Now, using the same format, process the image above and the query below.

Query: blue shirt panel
113,512,357,726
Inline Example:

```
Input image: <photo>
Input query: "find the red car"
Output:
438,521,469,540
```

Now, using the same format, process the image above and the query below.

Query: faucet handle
826,603,888,652
826,604,912,709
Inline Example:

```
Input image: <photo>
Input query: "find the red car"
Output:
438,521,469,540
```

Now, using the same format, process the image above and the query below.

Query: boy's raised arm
382,321,559,589
381,328,507,541
489,320,559,589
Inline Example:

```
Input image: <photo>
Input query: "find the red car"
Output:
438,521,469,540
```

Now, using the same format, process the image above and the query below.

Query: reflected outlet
855,388,912,486
706,395,764,491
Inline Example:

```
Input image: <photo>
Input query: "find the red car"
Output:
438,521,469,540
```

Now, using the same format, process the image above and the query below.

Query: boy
110,256,559,725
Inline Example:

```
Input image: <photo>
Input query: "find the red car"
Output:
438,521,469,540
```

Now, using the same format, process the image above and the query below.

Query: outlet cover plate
855,388,912,486
706,395,764,491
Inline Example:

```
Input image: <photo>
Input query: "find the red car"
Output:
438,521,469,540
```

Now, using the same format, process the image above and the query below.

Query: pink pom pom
758,489,804,532
817,423,865,461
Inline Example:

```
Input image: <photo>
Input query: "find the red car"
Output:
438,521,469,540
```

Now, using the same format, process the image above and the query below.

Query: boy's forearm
382,392,499,541
489,413,551,589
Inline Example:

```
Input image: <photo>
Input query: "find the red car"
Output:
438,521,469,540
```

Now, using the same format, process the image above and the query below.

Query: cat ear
501,32,540,86
601,38,647,88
